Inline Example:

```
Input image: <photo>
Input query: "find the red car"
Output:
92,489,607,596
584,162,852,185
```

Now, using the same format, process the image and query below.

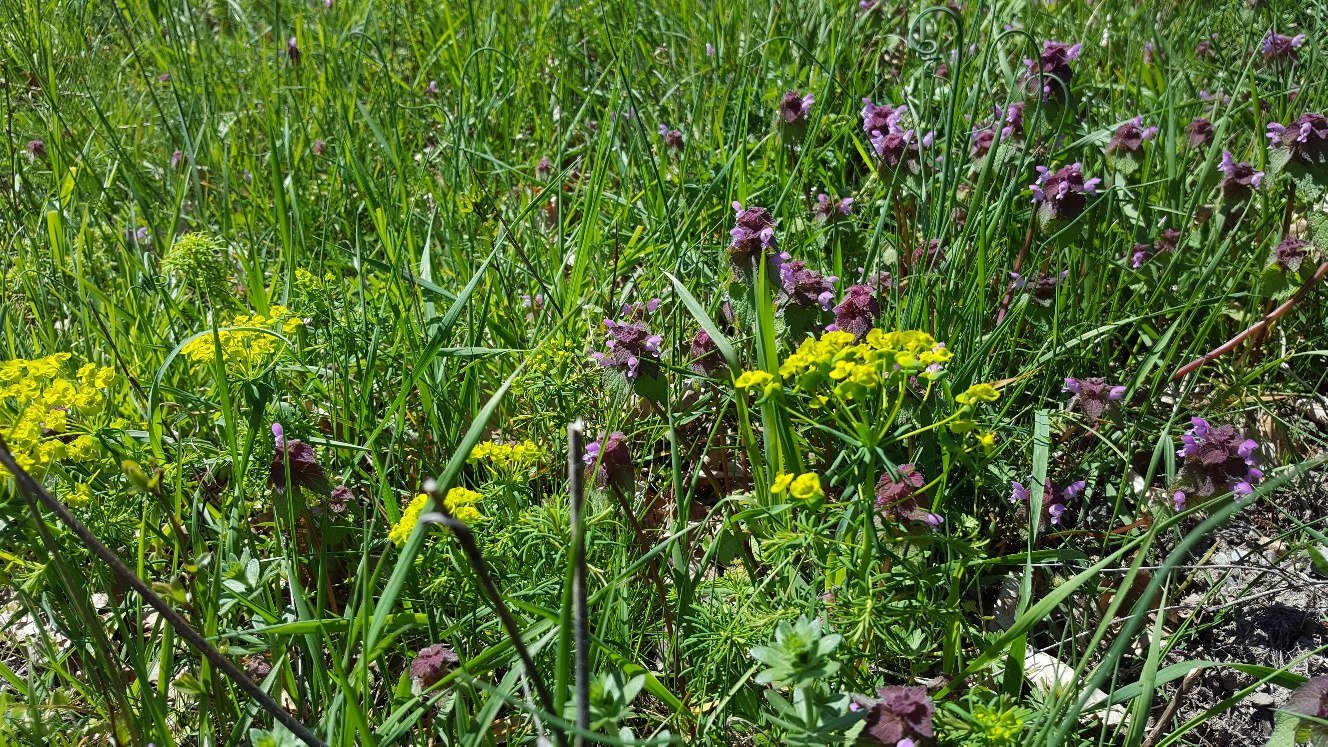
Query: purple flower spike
287,36,301,65
876,464,939,527
1174,418,1263,504
1131,228,1181,268
1030,163,1100,224
831,278,887,339
592,300,664,380
1010,481,1031,504
410,643,459,689
813,193,854,221
1261,30,1306,64
1063,377,1127,420
1269,236,1312,273
1012,478,1083,526
688,328,725,376
779,90,814,127
856,686,935,746
269,425,328,494
861,99,926,174
1010,269,1068,305
658,124,683,151
778,260,837,311
1185,118,1215,149
1024,40,1082,101
584,431,633,488
1267,113,1328,167
26,139,46,160
1218,151,1263,200
1107,117,1158,157
729,202,778,265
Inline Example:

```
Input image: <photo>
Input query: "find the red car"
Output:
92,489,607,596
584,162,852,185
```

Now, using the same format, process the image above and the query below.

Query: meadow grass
1,0,1327,744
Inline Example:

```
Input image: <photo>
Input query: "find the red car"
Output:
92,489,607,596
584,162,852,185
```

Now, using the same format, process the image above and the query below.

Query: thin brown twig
1172,260,1328,381
0,436,328,747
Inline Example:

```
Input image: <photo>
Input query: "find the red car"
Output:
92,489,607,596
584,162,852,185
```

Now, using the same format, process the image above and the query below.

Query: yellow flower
734,370,774,391
770,472,823,502
66,483,93,508
66,435,98,461
443,487,485,524
181,306,302,379
788,473,824,502
956,382,1000,406
469,440,542,473
975,431,998,455
388,493,429,546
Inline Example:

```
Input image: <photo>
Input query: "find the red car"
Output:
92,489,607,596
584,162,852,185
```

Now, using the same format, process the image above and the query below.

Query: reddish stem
1172,260,1328,381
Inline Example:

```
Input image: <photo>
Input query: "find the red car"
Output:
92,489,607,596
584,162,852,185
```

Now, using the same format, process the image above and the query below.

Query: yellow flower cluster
771,472,824,502
776,329,953,400
181,306,303,380
950,382,1002,434
973,705,1024,745
469,440,541,473
388,487,487,546
0,354,114,479
734,370,780,399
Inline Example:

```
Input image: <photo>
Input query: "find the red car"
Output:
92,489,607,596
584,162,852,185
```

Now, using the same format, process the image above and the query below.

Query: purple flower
287,36,301,65
1260,31,1306,63
1024,41,1082,101
903,239,944,276
658,124,684,151
687,328,725,376
813,193,854,221
1063,377,1127,420
1266,113,1328,167
584,431,632,488
971,128,996,158
778,260,837,310
1175,417,1263,504
1106,117,1158,157
829,279,886,339
327,484,355,514
1001,102,1025,139
856,686,935,746
425,80,439,97
1287,676,1328,742
591,300,664,380
875,464,940,526
861,99,928,173
779,90,815,127
971,103,1025,159
1011,478,1084,526
158,73,171,83
1010,270,1068,305
410,643,459,689
269,422,329,494
536,156,553,180
729,202,778,263
312,139,327,156
705,43,715,57
1196,34,1217,57
1217,151,1263,200
1030,163,1100,224
1143,42,1156,66
1185,118,1215,149
26,139,45,160
1269,236,1312,273
1131,228,1181,268
171,150,185,170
